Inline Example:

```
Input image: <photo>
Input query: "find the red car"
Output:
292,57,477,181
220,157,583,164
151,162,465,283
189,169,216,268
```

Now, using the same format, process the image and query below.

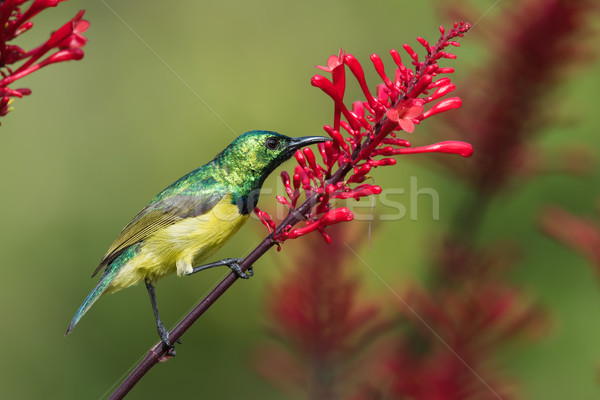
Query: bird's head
216,130,330,182
214,131,330,212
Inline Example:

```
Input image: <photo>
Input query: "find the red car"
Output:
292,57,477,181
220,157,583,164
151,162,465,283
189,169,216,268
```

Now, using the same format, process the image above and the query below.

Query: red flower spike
272,22,470,244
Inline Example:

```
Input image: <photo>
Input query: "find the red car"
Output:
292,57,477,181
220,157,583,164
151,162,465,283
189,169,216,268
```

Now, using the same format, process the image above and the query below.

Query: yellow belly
106,197,249,293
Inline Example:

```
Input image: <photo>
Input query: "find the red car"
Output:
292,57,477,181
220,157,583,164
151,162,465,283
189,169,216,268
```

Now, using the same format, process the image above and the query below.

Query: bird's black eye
265,137,280,150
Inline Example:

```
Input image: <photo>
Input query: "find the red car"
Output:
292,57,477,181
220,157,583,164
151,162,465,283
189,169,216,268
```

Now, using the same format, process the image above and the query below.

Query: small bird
66,130,329,352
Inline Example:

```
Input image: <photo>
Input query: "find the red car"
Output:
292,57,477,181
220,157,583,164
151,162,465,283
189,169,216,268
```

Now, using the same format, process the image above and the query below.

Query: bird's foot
157,324,179,357
187,257,253,278
223,258,252,279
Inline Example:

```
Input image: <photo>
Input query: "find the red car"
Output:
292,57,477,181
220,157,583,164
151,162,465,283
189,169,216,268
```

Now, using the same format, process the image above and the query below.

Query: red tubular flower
0,1,89,123
254,207,276,234
262,22,473,244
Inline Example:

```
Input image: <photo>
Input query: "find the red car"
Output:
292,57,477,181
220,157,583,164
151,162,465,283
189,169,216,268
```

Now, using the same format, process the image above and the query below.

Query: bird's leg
144,279,179,356
186,258,253,279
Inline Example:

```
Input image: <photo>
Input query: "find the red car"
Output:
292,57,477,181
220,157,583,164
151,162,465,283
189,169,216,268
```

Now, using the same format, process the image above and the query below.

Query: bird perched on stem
66,130,329,354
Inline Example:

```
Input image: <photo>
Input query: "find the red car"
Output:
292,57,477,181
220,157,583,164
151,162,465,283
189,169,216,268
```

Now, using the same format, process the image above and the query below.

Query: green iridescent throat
212,131,294,213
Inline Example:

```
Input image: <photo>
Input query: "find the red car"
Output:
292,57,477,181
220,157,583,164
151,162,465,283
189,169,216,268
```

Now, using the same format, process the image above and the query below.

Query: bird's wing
92,189,226,277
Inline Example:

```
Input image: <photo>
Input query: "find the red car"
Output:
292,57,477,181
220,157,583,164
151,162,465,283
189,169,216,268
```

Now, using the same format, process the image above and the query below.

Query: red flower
385,98,424,133
256,22,473,244
0,1,89,123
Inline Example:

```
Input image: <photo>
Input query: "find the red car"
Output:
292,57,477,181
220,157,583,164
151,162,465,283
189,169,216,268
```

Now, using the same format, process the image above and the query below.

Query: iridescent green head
214,130,329,212
215,130,329,181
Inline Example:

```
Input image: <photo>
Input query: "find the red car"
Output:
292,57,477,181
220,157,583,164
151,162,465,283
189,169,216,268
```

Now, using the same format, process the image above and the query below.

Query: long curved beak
287,136,331,152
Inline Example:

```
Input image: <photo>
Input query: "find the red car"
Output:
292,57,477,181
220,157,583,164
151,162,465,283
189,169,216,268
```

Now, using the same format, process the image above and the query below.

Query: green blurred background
2,0,600,398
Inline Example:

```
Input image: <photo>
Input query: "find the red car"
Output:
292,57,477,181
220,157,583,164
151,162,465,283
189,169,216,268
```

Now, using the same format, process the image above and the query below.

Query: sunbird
66,130,329,352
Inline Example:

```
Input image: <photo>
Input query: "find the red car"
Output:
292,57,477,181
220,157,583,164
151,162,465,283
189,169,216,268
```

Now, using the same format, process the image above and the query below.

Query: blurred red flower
540,205,600,272
0,0,88,122
427,0,596,194
254,225,387,399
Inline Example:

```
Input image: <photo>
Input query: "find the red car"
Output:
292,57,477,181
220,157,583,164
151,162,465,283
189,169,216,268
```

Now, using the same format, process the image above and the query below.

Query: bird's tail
65,267,117,335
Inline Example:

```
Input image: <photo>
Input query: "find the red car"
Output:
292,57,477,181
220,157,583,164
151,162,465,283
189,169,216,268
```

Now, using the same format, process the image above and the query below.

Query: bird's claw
228,261,248,279
224,258,253,279
157,325,177,356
